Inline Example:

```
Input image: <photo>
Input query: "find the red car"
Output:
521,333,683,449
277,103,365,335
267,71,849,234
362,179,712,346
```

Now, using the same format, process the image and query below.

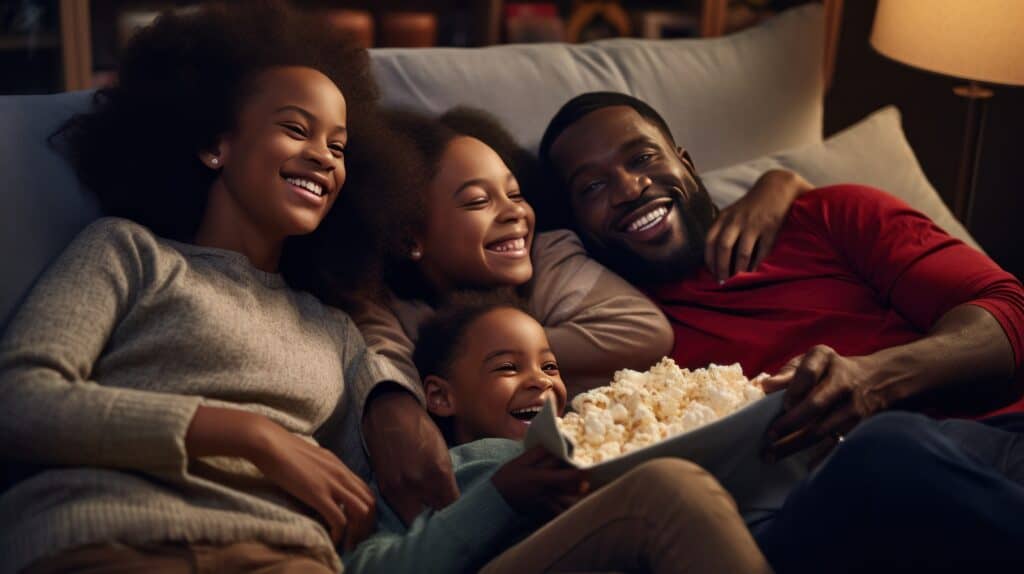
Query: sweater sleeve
322,305,425,479
347,296,425,405
807,185,1024,375
0,218,201,476
344,467,526,574
527,230,674,393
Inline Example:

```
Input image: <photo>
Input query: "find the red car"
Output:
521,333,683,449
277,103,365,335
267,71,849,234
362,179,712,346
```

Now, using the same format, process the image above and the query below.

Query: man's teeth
489,237,526,252
627,205,669,232
285,177,324,197
511,406,543,420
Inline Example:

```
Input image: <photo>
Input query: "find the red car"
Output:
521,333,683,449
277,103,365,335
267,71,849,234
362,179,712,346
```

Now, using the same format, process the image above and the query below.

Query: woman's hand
363,388,460,526
704,169,812,282
490,446,589,520
761,346,891,462
186,406,376,550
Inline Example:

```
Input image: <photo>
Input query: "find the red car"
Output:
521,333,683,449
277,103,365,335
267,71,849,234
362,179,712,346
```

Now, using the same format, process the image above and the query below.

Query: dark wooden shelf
0,34,60,51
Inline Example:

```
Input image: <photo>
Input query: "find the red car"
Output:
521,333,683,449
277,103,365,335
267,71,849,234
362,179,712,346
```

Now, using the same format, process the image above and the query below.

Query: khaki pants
25,459,769,574
482,458,772,574
23,541,333,574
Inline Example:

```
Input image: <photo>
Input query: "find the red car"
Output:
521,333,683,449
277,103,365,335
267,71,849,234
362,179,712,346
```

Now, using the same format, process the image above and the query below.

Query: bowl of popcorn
555,358,768,466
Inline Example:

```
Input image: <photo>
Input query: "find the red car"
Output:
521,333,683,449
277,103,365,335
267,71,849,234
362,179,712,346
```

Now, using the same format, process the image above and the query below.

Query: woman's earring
210,157,220,166
411,247,423,260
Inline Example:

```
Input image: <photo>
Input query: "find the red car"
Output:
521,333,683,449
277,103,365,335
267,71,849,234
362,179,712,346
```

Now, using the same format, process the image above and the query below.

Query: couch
0,3,975,335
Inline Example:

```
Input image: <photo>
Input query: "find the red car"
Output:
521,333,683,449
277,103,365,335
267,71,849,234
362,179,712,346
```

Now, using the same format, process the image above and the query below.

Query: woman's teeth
627,205,669,232
488,237,526,253
285,177,324,197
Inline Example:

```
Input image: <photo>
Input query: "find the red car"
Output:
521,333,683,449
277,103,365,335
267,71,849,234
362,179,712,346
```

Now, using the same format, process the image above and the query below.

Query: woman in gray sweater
0,3,416,572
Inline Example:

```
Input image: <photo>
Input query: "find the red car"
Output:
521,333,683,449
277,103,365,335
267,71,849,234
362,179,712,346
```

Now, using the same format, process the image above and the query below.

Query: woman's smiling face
215,66,348,238
415,136,536,293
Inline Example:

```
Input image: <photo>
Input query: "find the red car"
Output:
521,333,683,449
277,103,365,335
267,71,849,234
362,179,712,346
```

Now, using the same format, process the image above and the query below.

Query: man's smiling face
548,105,717,284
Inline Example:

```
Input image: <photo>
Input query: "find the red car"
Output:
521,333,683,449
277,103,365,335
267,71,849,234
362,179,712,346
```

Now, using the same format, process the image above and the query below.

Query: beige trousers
23,541,333,574
25,459,769,574
481,458,773,574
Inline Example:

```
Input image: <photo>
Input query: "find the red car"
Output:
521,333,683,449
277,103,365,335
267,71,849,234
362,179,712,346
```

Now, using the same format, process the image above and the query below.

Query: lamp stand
952,81,993,229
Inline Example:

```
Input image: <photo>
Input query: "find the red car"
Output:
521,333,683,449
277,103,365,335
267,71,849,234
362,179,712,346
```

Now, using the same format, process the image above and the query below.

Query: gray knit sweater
0,217,414,573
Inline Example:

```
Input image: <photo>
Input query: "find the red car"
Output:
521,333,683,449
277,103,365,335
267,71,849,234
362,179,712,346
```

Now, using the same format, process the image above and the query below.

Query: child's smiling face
424,307,567,443
415,136,536,293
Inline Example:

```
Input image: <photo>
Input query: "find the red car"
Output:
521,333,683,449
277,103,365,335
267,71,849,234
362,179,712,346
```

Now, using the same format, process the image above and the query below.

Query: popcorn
555,358,766,466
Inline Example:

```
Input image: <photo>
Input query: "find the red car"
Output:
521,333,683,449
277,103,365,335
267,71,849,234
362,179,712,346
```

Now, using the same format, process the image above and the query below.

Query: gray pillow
701,106,979,249
0,91,101,329
371,3,825,171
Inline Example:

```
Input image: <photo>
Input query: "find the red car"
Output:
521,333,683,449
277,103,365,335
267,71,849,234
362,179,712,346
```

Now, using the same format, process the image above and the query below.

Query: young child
344,296,772,573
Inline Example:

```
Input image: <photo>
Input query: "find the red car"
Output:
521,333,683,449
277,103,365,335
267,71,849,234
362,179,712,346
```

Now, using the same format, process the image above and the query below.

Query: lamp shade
871,0,1024,86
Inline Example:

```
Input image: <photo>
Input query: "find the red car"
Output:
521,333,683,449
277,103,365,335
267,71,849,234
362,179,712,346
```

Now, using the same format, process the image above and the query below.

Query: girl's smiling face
415,136,536,293
212,66,348,239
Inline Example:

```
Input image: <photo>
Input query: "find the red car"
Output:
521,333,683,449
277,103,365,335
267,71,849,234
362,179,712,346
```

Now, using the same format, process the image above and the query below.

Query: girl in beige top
352,109,675,399
352,108,808,397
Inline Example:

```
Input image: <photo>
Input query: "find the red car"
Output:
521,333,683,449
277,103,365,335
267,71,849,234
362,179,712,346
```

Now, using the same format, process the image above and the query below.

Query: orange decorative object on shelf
323,9,374,49
379,11,438,48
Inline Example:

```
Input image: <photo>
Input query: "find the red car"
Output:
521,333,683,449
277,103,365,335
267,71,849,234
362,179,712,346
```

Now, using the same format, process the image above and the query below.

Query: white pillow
701,106,980,250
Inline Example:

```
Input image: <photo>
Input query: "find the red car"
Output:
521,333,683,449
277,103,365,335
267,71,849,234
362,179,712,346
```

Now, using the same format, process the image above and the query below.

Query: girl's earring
411,247,423,261
210,157,220,166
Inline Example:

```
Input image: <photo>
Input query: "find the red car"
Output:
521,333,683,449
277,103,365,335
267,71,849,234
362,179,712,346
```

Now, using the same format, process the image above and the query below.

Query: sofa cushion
371,3,825,170
0,91,101,328
702,105,978,250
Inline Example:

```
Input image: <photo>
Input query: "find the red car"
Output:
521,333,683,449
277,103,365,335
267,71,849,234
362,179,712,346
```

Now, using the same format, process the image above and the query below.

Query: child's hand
491,446,590,520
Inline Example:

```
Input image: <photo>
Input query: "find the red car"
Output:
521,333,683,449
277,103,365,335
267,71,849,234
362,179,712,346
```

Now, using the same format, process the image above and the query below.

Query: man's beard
582,176,717,286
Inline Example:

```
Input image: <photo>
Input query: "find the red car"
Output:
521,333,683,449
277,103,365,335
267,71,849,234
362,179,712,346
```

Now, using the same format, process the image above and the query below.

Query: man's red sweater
647,184,1024,416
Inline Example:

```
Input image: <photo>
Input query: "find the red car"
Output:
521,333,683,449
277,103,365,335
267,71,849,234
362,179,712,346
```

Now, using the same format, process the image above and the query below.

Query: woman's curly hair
55,0,390,297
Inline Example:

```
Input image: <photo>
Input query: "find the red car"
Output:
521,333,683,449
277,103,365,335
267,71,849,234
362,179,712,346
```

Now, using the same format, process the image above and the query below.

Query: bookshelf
0,0,91,93
0,0,842,93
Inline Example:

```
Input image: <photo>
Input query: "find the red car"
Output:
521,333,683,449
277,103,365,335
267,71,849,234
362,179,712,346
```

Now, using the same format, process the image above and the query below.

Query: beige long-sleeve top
0,218,416,574
354,229,674,397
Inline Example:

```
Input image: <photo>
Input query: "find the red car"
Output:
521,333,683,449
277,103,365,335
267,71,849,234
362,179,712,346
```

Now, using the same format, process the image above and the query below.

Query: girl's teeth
491,238,526,252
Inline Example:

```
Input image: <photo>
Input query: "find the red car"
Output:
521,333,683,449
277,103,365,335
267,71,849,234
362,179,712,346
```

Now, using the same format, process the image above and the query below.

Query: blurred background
1,0,1020,277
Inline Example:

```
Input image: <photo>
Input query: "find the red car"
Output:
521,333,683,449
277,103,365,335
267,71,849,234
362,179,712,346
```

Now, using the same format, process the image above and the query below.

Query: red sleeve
804,184,1024,375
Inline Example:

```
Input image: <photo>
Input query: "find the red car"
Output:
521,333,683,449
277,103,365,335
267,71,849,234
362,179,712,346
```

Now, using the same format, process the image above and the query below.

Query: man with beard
538,92,1024,572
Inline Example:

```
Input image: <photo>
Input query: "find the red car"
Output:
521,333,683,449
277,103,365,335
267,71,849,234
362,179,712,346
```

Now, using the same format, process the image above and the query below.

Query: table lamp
870,0,1024,227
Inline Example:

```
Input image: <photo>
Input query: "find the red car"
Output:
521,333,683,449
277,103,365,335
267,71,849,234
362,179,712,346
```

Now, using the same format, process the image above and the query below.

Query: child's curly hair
55,0,391,298
413,290,529,382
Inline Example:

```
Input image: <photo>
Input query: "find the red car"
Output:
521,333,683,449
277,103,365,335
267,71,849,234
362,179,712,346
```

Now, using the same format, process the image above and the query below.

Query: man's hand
363,388,459,525
763,305,1019,462
704,169,812,282
762,346,890,461
490,446,589,520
